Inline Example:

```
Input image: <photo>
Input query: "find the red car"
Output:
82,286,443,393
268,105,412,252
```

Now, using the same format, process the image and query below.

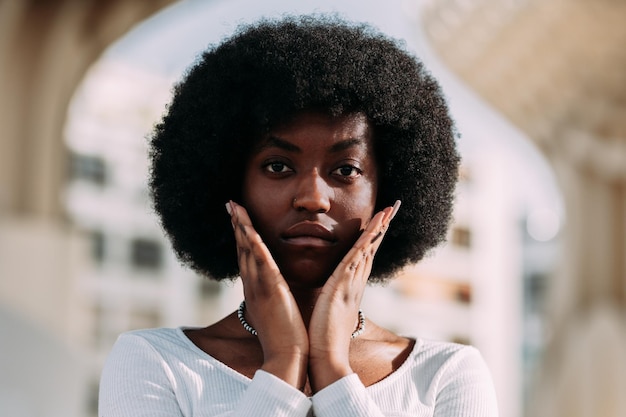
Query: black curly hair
149,15,460,283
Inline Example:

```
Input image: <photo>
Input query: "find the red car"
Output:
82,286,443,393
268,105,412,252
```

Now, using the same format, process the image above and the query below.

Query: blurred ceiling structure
421,0,626,308
422,0,626,181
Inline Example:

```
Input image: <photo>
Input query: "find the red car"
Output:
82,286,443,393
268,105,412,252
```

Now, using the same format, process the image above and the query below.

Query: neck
287,285,323,328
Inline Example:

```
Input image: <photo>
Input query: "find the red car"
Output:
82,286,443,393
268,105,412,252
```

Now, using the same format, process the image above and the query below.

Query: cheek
339,183,377,227
241,181,284,232
359,178,378,211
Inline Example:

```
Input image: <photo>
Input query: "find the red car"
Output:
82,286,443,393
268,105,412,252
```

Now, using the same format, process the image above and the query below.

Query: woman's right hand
227,201,309,390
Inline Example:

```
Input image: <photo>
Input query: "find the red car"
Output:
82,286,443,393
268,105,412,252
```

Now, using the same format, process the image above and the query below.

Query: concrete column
0,3,176,414
529,128,626,417
0,0,177,341
0,0,175,219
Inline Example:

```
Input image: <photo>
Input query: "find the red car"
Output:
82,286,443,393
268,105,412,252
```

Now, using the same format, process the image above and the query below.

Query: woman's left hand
307,200,400,392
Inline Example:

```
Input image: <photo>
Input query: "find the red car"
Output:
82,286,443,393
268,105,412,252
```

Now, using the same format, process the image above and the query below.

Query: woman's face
242,111,378,288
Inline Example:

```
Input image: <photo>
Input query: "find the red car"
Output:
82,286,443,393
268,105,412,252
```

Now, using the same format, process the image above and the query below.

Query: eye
264,161,293,174
332,165,362,179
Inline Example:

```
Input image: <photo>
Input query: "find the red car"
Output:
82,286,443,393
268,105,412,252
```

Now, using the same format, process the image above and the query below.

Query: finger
355,209,388,250
227,201,251,278
228,201,260,281
370,199,401,245
356,201,400,277
389,199,402,221
336,211,384,274
244,229,281,283
229,202,283,291
364,200,401,249
231,207,254,276
231,203,275,271
335,201,401,283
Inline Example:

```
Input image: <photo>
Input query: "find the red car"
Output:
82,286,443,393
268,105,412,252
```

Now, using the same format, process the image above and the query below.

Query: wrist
308,356,353,392
261,351,308,390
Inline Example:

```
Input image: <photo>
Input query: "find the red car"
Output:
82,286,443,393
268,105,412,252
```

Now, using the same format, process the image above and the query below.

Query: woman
99,15,498,416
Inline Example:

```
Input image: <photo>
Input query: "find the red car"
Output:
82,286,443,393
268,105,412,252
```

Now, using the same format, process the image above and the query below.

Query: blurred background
0,0,624,416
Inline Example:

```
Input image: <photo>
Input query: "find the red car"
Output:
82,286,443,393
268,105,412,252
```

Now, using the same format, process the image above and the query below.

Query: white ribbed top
99,327,498,417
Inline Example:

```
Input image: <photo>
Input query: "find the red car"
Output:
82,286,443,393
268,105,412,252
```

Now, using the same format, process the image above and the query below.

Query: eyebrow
256,136,301,153
255,136,365,154
328,138,363,153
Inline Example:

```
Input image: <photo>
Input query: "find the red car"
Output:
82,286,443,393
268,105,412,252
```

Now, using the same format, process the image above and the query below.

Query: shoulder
408,338,493,384
104,327,201,369
99,328,199,416
364,338,498,415
412,338,485,369
100,327,202,394
115,327,188,348
408,339,499,416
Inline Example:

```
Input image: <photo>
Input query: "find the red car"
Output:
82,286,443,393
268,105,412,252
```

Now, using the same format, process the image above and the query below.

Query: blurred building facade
419,1,626,416
1,1,625,417
62,59,244,415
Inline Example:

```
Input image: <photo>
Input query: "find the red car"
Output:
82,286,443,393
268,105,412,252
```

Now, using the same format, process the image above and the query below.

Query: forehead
274,111,370,134
254,111,374,152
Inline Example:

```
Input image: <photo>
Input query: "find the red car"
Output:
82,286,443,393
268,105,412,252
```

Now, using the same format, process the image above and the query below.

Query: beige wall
0,219,85,338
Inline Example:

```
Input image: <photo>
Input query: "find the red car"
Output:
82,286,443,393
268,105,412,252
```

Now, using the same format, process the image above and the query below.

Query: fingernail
390,200,401,221
225,201,233,216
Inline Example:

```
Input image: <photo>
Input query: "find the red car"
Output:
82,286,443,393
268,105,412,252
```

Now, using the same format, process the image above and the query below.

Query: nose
292,169,331,213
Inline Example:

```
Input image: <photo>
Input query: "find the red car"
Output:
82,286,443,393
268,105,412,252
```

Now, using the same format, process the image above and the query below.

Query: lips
281,222,337,247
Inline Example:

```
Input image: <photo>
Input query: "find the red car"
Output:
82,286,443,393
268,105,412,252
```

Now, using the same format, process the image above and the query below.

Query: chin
281,261,335,290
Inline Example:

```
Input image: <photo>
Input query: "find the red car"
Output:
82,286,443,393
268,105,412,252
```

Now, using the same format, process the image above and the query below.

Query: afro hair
149,15,460,283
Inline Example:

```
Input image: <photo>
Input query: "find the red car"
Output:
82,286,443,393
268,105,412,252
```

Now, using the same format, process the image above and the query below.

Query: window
451,336,471,345
130,238,162,269
86,379,100,417
458,164,472,183
451,225,472,248
129,308,162,330
524,272,547,313
68,153,106,185
90,230,105,262
91,302,117,349
200,278,222,298
455,282,472,304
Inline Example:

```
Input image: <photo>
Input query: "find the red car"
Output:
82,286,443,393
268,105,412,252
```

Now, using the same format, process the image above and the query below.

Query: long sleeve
98,332,311,417
98,329,498,416
312,343,498,417
432,346,498,417
99,334,184,417
231,370,310,417
312,373,385,417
